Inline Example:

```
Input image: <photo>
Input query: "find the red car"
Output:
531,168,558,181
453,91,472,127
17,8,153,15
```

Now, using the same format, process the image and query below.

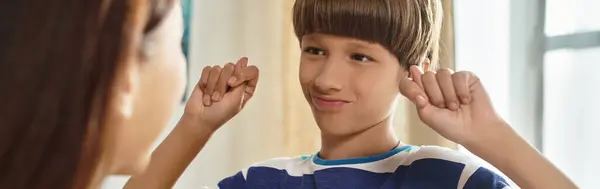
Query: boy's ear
421,58,431,71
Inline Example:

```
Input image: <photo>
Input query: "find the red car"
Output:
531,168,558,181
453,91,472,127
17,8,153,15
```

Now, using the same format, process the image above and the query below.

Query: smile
311,96,349,110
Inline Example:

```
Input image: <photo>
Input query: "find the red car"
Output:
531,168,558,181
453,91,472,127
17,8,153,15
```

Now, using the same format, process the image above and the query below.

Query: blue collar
313,145,412,166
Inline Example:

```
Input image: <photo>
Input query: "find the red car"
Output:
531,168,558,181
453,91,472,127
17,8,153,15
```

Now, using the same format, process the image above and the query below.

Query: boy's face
299,33,407,136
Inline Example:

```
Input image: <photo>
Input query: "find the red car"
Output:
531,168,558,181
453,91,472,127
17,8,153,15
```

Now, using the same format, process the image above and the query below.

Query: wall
101,0,457,188
102,0,290,188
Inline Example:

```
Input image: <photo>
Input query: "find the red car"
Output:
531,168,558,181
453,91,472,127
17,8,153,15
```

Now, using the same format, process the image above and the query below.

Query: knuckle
447,99,458,105
457,92,470,98
453,71,481,84
451,71,465,81
454,70,476,78
210,68,222,75
435,102,446,108
422,73,435,81
224,63,235,70
466,71,480,81
431,98,444,105
437,68,453,75
408,87,421,95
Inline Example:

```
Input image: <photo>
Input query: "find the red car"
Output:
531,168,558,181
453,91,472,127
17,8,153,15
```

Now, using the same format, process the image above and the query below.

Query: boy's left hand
399,65,507,145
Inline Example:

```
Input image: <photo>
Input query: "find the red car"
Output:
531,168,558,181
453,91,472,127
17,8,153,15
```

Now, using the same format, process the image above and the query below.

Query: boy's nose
314,59,344,93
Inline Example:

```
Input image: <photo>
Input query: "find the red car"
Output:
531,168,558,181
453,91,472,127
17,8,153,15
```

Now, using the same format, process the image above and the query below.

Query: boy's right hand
183,57,259,132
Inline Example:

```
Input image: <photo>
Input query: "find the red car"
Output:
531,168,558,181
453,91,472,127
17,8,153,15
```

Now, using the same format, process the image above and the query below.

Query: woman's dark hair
293,0,443,68
0,0,174,188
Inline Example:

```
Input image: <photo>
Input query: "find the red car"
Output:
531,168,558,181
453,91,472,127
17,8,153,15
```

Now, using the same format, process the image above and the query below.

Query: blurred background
102,0,600,188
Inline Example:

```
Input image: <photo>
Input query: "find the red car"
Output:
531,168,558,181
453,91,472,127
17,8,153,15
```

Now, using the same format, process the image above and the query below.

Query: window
454,0,600,188
543,1,600,188
543,47,600,189
453,0,514,186
545,0,600,36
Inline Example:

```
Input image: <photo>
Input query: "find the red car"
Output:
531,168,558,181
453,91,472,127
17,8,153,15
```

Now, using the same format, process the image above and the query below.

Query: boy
125,0,577,188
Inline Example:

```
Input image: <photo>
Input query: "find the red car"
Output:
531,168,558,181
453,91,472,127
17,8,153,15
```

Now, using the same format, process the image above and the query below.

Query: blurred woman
0,0,187,188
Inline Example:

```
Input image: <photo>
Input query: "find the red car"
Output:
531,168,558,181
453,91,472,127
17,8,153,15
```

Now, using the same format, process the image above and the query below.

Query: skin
109,4,577,188
298,34,404,159
400,66,578,189
106,1,187,176
124,57,258,188
124,33,578,189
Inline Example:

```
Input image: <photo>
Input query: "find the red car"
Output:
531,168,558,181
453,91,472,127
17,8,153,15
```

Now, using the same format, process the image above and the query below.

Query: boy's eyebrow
346,41,376,50
302,34,319,42
301,35,322,46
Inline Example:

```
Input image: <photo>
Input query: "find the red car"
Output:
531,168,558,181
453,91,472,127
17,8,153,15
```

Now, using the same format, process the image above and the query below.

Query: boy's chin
316,121,361,137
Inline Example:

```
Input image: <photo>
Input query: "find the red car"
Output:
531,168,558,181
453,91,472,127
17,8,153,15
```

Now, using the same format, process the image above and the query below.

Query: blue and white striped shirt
218,145,511,189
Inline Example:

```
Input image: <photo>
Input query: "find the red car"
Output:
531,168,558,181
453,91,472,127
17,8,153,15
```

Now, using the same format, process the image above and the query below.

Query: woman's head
292,0,443,136
0,0,185,188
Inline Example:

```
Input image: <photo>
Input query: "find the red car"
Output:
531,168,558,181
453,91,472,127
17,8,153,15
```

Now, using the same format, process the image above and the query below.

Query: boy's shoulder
404,146,488,174
239,155,314,178
405,145,511,188
406,145,481,165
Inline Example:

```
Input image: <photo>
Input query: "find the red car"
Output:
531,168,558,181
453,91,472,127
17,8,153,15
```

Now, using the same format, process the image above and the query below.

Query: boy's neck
318,117,401,160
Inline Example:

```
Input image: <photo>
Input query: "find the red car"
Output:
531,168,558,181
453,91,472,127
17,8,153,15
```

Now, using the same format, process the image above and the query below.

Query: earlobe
112,62,139,120
115,90,134,119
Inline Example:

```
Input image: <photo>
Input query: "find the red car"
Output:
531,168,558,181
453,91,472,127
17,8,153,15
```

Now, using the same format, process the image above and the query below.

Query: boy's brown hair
293,0,443,68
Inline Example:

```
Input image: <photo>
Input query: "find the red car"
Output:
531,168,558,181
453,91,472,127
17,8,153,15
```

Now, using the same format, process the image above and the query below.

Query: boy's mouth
311,96,350,110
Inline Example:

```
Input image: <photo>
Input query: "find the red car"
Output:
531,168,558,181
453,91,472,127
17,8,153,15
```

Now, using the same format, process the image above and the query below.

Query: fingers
204,66,222,106
228,58,259,105
196,57,259,107
399,77,430,109
409,65,424,89
229,57,255,87
199,66,211,90
422,71,445,108
452,71,474,104
402,66,474,111
241,65,259,92
222,58,257,109
225,82,247,110
213,63,235,101
229,58,246,86
436,68,459,110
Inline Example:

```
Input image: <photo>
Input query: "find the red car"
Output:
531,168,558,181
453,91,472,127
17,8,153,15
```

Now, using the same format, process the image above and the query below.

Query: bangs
292,0,444,67
293,0,395,52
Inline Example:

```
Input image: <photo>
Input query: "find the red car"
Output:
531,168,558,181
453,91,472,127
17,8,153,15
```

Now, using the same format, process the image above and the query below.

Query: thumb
190,84,205,99
399,77,431,110
221,82,247,110
414,95,430,110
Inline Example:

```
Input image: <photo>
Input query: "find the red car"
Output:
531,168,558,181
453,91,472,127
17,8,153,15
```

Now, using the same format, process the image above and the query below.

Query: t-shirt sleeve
463,167,512,189
217,171,246,189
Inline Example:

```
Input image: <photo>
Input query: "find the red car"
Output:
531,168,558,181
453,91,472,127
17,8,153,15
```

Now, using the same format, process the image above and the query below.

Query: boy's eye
303,47,326,55
351,54,373,62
